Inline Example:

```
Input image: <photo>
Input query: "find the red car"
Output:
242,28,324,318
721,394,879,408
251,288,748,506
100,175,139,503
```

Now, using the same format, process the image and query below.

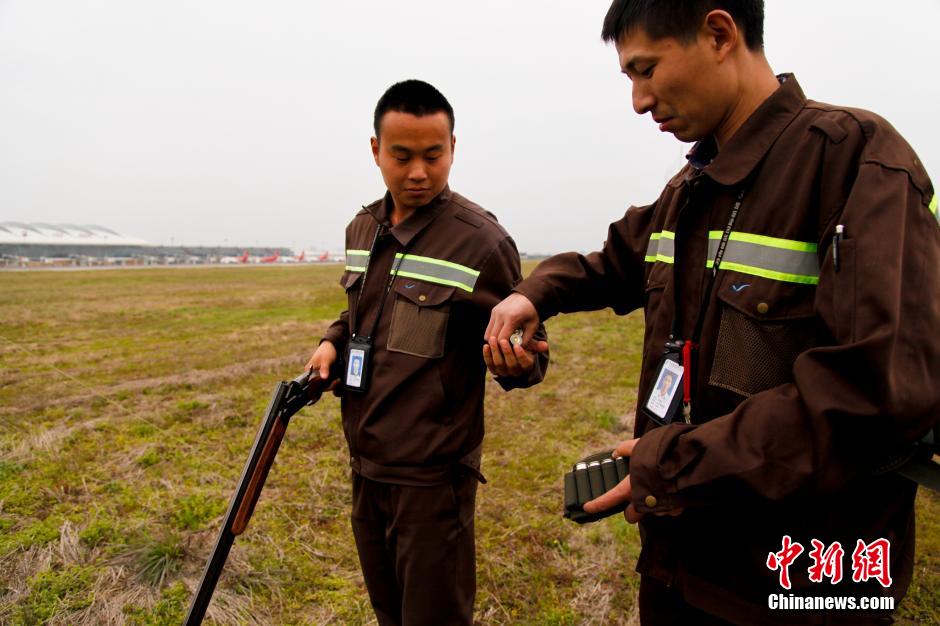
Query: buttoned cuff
629,424,685,514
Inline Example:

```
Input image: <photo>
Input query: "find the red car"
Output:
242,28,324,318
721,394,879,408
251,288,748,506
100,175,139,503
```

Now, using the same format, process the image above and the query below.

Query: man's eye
641,65,655,78
395,157,409,163
426,156,439,162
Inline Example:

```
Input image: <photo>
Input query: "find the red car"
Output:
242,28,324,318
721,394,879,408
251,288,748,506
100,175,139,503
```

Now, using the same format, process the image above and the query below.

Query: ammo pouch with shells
563,450,630,524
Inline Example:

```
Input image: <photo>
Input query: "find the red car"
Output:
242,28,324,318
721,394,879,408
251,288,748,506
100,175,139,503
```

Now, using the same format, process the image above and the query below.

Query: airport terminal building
0,222,284,267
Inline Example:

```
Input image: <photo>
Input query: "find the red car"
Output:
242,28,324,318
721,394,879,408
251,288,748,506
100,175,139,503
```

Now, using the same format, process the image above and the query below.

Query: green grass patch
0,516,63,555
123,580,189,625
171,494,225,531
133,534,187,587
10,565,97,625
136,448,162,468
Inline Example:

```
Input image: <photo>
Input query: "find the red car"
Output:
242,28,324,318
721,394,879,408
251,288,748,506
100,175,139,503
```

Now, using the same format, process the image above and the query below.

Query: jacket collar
363,185,453,247
687,74,806,186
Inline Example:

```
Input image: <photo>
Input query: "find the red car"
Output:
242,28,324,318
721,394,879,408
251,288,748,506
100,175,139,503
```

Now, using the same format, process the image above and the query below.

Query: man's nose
408,163,428,181
632,83,655,116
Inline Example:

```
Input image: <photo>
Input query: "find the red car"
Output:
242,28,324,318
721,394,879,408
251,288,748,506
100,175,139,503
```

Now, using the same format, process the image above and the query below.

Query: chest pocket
387,281,456,358
709,276,816,398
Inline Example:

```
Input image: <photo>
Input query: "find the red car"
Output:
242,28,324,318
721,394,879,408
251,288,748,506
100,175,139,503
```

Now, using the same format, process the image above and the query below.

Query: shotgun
184,368,337,625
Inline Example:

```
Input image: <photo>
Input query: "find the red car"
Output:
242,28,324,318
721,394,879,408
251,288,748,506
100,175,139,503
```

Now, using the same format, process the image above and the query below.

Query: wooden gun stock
231,413,287,535
231,370,325,536
184,367,337,626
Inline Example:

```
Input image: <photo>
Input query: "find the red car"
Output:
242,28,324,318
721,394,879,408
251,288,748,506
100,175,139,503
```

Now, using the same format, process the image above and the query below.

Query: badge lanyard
668,185,747,421
344,220,408,393
351,223,407,341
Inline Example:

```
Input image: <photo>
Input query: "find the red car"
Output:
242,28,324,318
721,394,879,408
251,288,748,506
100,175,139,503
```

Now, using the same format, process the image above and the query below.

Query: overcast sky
1,1,938,253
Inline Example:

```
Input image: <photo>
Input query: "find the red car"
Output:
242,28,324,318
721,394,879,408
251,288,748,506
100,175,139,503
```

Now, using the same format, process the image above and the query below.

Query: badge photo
344,335,373,392
643,357,684,425
346,350,364,388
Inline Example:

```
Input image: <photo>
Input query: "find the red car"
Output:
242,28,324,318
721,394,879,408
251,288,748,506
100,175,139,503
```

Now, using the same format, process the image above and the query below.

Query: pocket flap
716,275,815,321
392,280,456,306
645,261,671,292
341,271,363,290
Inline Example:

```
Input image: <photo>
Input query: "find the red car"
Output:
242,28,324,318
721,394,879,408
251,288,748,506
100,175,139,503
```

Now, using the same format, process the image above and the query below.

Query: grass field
0,265,936,625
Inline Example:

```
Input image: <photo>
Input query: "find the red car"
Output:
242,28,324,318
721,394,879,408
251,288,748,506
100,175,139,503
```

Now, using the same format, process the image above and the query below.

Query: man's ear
702,9,738,61
371,136,380,165
450,134,456,160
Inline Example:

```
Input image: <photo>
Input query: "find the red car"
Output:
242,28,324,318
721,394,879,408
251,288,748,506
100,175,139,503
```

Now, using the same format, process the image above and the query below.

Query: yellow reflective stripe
390,254,480,292
345,249,370,273
393,270,475,293
930,195,938,219
648,229,819,284
646,231,676,262
393,253,480,277
706,259,819,284
708,230,817,252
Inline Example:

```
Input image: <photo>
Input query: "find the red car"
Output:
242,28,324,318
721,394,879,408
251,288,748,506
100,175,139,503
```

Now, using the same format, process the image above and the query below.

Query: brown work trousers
351,472,478,626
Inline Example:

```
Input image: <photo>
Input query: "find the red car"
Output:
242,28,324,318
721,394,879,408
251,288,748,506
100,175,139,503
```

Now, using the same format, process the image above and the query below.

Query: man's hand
485,293,542,346
582,439,683,524
305,341,340,391
483,293,548,376
483,338,545,377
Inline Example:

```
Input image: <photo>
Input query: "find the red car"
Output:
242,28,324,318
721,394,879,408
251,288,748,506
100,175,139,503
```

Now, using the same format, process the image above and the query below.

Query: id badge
345,335,373,393
642,352,684,426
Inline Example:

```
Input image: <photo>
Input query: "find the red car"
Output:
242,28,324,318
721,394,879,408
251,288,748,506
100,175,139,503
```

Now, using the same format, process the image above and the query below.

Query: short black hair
601,0,765,51
373,79,455,137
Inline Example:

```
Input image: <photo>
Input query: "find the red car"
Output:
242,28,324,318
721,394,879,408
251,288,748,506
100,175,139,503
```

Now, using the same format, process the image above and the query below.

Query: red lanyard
669,185,747,417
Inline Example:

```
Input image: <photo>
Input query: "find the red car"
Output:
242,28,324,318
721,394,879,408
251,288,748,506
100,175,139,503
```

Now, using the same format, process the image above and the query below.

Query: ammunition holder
563,450,630,524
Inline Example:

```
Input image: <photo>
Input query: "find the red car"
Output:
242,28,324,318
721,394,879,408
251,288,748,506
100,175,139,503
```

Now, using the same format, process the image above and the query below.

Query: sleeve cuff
321,325,347,349
629,425,682,513
513,276,558,321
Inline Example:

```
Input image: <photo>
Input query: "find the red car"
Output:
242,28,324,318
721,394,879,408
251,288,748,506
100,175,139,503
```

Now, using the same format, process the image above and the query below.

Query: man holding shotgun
305,79,548,626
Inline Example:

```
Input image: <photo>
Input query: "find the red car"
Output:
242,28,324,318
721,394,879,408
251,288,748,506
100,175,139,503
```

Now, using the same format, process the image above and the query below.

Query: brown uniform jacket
323,186,547,486
515,75,939,624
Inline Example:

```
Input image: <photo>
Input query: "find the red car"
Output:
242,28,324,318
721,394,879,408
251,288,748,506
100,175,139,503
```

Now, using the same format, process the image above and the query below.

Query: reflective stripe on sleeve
392,253,480,293
645,231,676,264
345,249,370,272
930,194,938,223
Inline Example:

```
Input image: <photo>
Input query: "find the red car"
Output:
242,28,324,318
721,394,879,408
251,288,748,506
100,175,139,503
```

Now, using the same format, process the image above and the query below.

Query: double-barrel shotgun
184,368,337,625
